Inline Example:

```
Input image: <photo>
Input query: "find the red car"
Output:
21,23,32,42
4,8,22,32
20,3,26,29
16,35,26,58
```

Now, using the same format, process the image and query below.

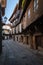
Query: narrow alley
0,39,43,65
0,0,43,65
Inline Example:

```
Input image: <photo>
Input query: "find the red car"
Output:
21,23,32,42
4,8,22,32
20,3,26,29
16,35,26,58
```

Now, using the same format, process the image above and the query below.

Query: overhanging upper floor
9,0,31,26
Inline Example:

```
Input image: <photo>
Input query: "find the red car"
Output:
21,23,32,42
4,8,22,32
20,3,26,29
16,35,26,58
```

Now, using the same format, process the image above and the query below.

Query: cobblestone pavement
0,39,43,65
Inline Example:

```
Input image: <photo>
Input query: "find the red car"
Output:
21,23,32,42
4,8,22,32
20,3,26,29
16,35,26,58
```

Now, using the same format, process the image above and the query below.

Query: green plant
22,0,25,9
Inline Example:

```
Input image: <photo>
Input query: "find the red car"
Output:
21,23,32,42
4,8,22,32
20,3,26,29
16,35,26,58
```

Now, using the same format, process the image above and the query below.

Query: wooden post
0,4,2,54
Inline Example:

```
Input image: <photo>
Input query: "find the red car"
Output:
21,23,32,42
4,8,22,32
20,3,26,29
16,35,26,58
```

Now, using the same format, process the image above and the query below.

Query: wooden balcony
14,0,31,27
9,0,31,26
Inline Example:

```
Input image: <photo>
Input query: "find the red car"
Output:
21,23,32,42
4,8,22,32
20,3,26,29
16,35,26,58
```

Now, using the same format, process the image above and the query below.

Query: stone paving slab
0,45,7,65
17,41,43,56
0,40,43,65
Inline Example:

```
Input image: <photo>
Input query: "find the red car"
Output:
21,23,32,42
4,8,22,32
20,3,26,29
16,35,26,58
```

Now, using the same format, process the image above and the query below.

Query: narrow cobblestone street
0,0,43,65
0,39,43,65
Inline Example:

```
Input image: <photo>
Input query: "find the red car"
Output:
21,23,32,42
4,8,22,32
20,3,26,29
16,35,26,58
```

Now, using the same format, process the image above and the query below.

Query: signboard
1,0,6,8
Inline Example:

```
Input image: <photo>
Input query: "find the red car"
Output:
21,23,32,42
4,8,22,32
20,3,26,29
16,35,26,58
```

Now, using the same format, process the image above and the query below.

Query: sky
4,0,19,24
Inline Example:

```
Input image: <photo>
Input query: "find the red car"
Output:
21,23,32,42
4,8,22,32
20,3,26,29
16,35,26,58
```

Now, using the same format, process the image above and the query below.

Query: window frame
34,0,39,12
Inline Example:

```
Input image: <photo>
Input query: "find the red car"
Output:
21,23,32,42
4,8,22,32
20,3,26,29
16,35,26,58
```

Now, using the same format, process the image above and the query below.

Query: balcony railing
14,10,23,27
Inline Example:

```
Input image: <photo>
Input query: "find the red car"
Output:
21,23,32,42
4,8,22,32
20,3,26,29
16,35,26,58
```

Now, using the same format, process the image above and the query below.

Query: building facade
9,0,43,51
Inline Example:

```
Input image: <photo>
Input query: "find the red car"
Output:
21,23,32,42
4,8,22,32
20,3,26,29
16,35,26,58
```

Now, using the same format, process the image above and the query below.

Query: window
34,0,38,12
28,9,30,18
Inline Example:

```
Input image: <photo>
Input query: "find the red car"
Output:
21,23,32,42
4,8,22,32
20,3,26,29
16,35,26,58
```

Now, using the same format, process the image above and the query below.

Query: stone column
33,36,36,49
29,35,34,49
20,35,23,42
23,36,27,44
28,36,30,47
